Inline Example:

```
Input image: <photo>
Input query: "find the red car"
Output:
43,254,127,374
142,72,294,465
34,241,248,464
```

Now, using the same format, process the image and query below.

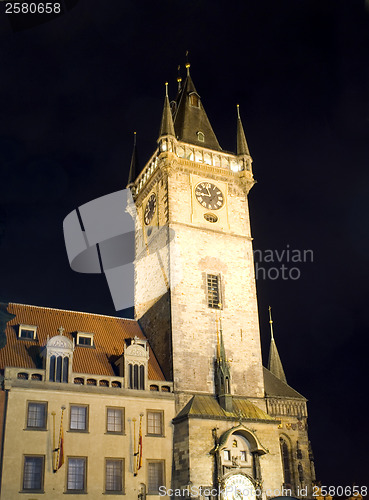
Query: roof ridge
9,303,136,322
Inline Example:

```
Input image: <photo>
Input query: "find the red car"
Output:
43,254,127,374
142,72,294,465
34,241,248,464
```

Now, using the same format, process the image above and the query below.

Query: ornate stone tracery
42,327,74,383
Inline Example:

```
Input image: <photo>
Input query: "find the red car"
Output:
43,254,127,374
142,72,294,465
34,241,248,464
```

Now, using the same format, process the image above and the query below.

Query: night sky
1,0,368,487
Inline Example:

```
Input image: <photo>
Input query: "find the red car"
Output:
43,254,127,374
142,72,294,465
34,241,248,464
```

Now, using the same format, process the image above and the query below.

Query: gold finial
268,306,274,341
237,104,241,119
58,326,64,336
177,65,182,83
165,81,169,97
185,50,190,75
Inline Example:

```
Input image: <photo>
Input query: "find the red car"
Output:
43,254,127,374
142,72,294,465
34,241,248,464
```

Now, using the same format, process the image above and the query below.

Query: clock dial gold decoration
195,182,224,210
144,193,156,225
222,474,256,500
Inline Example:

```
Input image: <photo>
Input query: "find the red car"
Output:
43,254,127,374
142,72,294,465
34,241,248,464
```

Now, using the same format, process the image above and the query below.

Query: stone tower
129,64,315,498
132,66,264,408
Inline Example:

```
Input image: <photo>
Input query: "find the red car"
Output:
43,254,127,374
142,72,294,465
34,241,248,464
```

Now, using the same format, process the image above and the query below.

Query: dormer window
197,131,205,142
189,93,200,108
19,325,37,340
76,332,94,347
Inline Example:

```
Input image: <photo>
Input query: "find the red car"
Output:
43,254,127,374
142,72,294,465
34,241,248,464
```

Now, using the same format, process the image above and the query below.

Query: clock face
222,474,256,500
144,194,156,225
195,182,224,210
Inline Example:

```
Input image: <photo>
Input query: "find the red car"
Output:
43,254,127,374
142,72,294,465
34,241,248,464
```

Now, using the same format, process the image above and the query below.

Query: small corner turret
127,131,139,190
215,312,233,412
236,104,253,174
267,306,287,384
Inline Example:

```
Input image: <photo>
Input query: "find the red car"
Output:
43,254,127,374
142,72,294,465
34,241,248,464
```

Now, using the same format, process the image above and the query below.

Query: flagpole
51,411,56,472
55,406,65,472
133,418,137,476
137,413,143,473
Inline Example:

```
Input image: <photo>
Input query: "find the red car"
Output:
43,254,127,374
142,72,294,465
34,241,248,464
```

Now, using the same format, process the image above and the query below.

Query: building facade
0,304,175,499
0,65,315,499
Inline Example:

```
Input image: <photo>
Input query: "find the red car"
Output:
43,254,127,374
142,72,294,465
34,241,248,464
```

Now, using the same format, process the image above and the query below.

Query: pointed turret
215,315,232,412
267,307,287,384
236,104,250,156
127,132,139,189
159,82,175,138
173,62,221,151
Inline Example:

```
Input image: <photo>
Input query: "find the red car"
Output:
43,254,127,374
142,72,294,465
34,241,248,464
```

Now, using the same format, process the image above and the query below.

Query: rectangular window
223,450,231,461
76,332,94,346
207,274,220,308
147,411,163,436
147,460,164,494
27,402,47,429
23,456,44,491
106,407,124,433
189,93,200,108
19,325,37,340
105,459,123,493
67,457,86,492
70,405,88,431
240,451,247,462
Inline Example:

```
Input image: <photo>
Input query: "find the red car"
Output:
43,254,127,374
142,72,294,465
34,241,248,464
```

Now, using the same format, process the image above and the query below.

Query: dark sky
1,0,368,487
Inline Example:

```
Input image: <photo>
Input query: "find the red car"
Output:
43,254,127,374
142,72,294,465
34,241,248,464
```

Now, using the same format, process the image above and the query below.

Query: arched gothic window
280,437,292,487
123,337,149,390
197,131,205,142
298,463,304,483
44,329,73,383
128,363,145,390
49,355,70,383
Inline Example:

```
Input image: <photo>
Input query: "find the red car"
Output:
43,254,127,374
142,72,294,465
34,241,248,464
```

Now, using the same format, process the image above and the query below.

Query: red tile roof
0,303,166,381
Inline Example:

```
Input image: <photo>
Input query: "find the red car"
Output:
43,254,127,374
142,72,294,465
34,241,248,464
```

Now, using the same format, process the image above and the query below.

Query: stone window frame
22,455,45,492
66,456,87,493
25,401,48,430
197,131,205,142
106,407,125,435
189,92,200,108
206,273,222,309
69,404,89,433
280,434,294,488
147,459,165,495
146,410,164,437
104,458,124,494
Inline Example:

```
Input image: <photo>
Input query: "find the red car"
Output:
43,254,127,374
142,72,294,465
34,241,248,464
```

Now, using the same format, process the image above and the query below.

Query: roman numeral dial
144,193,156,225
195,182,224,210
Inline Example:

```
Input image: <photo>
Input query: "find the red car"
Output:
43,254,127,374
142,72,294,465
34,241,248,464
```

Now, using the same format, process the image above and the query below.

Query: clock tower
128,64,315,498
132,67,264,408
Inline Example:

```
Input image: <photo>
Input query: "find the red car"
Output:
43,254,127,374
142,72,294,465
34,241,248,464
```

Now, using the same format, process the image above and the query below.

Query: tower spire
268,307,287,384
236,104,250,156
127,132,139,188
159,82,175,138
173,61,221,151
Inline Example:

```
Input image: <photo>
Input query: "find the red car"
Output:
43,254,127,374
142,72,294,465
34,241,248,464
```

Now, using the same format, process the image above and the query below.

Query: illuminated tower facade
129,64,315,498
